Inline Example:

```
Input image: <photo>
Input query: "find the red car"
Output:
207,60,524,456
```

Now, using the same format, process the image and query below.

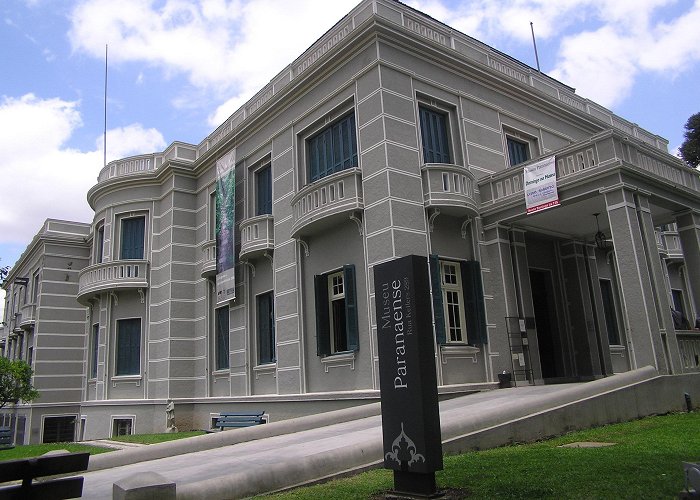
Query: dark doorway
529,269,561,380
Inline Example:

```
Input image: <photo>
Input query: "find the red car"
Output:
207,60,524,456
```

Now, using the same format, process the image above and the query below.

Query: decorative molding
240,260,256,278
253,363,277,380
296,238,310,257
263,251,274,267
137,288,145,304
461,217,472,240
110,291,118,307
321,351,355,372
440,344,480,364
428,208,441,232
349,211,363,236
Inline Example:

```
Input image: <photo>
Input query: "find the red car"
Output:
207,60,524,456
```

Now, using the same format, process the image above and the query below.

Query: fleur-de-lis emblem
385,422,425,467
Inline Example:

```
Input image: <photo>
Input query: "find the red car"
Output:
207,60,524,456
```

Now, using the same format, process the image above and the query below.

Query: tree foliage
0,260,9,285
679,112,700,168
0,358,39,409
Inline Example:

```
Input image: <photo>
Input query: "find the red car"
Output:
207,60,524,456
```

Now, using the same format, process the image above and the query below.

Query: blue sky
1,0,699,279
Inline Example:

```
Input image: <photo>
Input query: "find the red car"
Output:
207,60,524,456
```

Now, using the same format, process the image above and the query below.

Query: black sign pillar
374,255,443,497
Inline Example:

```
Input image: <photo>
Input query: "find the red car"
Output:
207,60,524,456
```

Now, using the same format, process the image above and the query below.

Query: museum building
2,0,699,444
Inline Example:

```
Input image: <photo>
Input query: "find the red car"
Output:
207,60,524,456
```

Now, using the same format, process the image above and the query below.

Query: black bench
215,411,266,430
0,429,12,449
0,451,89,499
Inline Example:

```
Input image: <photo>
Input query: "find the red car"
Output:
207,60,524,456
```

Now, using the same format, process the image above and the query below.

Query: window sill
111,374,142,380
111,374,142,387
440,344,480,364
212,369,230,377
321,351,356,372
253,363,277,379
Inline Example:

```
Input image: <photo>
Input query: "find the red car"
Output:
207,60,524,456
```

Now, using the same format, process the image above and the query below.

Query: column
603,186,669,373
272,128,304,395
676,210,700,321
509,229,542,381
559,241,604,379
635,194,681,373
480,223,519,379
583,244,613,376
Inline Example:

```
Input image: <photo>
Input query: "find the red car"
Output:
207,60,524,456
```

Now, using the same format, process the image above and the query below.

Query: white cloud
68,0,359,127
0,94,165,245
407,0,700,108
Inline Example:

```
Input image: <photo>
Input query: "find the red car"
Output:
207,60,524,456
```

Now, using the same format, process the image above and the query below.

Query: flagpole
104,44,108,168
530,22,541,72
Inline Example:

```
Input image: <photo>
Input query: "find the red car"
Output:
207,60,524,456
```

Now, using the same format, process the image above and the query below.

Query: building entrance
529,269,563,380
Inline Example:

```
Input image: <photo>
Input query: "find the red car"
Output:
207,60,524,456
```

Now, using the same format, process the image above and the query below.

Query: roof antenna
530,22,541,72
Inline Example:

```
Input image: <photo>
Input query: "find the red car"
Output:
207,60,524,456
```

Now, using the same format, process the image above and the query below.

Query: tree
0,358,39,410
0,260,8,285
679,112,700,168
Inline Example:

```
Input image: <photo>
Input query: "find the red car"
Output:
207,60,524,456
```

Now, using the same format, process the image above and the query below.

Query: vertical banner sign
374,255,443,495
215,150,236,304
524,156,559,214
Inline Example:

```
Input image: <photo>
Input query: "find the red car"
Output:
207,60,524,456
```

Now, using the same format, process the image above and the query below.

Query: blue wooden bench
0,428,13,449
0,451,89,499
215,411,266,430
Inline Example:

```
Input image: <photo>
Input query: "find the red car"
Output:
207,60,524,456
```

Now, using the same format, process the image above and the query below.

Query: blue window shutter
429,255,446,344
343,264,359,352
257,292,275,363
256,164,272,216
216,306,230,370
117,318,140,375
314,274,330,356
462,260,488,345
308,114,357,183
121,217,145,260
507,138,529,166
420,107,450,164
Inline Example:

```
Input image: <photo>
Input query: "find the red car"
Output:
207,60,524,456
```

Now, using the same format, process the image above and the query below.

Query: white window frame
110,415,135,438
440,261,467,343
328,271,346,353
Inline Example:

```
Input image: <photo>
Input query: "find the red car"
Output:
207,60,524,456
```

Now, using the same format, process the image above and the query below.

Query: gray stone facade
2,0,699,443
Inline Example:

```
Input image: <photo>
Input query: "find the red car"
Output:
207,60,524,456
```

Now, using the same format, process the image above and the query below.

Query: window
120,216,145,260
419,106,451,164
429,256,487,345
256,164,272,216
42,416,76,443
31,270,40,303
599,279,620,345
441,262,466,342
507,137,530,166
115,318,141,376
215,305,230,370
314,265,359,356
308,114,358,183
112,418,133,437
96,224,105,263
209,192,216,240
257,292,275,364
91,324,99,379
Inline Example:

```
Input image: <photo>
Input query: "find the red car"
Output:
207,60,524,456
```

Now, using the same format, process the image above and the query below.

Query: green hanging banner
215,150,236,304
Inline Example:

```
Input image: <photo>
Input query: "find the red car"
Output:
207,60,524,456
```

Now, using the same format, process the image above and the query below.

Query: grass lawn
260,411,700,499
0,430,207,460
0,442,112,461
109,430,206,444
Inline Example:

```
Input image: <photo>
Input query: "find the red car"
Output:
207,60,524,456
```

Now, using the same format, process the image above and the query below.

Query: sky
1,0,699,279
